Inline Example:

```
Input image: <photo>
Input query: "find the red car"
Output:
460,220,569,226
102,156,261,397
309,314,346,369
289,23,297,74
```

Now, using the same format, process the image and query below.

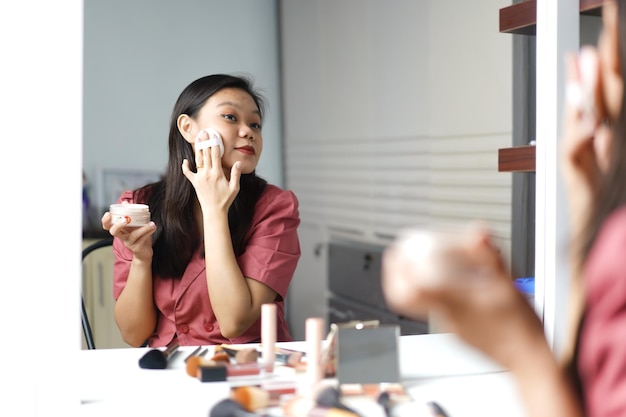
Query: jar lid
109,203,150,214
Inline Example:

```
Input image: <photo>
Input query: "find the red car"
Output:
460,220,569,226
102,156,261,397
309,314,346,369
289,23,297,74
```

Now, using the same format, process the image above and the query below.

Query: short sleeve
237,185,301,300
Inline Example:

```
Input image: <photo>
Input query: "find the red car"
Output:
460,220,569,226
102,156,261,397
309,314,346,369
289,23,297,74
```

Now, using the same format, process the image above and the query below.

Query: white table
78,333,526,417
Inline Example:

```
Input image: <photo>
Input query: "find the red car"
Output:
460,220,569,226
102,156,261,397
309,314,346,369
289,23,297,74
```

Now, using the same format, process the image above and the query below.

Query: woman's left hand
181,130,242,214
382,227,547,373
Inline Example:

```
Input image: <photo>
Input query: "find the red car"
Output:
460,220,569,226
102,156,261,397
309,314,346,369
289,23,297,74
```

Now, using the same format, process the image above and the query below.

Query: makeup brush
186,356,262,381
231,386,272,411
210,398,265,417
138,341,179,369
427,401,451,417
282,396,361,417
184,346,202,363
218,345,263,365
376,391,392,417
315,386,362,415
231,384,298,412
216,344,239,357
211,351,231,364
186,356,213,377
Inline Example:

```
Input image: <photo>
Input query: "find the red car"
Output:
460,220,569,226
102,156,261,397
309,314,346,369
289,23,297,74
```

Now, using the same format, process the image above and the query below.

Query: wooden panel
499,0,536,36
498,145,536,172
580,0,605,15
499,0,604,35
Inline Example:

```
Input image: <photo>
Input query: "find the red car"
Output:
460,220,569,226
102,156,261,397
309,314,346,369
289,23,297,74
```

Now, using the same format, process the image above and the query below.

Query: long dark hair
581,0,626,261
135,74,268,278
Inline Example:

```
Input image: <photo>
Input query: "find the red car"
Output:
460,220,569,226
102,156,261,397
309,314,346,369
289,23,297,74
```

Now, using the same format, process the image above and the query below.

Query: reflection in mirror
83,0,526,347
82,0,284,229
82,0,283,349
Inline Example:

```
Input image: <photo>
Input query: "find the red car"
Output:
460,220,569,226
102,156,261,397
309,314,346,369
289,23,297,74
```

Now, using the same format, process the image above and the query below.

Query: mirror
83,0,602,347
82,0,284,229
83,0,288,348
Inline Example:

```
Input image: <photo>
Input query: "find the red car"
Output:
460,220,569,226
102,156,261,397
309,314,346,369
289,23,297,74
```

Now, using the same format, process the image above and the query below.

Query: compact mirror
336,325,400,385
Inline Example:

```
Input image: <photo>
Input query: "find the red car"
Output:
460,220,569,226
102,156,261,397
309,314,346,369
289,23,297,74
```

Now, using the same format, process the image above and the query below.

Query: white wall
1,1,83,415
83,0,283,214
280,0,513,339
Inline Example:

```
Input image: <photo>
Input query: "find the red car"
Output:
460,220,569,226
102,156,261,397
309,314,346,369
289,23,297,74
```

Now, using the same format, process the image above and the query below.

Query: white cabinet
287,223,327,341
82,239,128,349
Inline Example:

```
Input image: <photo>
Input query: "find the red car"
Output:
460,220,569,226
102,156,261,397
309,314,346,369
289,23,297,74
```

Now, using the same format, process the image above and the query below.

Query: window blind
285,132,512,258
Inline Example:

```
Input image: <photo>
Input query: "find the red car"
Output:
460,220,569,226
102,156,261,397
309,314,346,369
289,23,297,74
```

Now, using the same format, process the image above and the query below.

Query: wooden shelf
580,0,605,15
500,0,537,35
499,0,605,35
498,145,536,172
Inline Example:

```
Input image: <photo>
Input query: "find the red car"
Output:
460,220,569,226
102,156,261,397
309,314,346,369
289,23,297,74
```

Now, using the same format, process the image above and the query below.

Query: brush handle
163,340,180,358
427,401,451,417
377,391,392,417
184,346,201,362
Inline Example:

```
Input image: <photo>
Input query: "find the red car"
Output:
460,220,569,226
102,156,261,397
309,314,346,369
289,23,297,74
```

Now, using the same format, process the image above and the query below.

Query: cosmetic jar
394,229,480,288
109,203,151,227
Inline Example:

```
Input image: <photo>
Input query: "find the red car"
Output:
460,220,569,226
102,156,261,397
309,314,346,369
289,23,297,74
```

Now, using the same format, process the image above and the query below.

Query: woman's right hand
181,129,242,216
101,211,156,262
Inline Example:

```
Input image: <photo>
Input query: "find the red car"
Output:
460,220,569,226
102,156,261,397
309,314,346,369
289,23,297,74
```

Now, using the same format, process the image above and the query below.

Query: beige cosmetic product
261,303,276,373
395,229,482,288
387,227,492,333
109,203,150,227
305,317,324,393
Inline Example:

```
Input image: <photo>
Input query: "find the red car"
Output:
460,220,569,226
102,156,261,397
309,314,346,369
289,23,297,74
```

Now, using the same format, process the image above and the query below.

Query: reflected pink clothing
112,184,301,347
578,206,626,417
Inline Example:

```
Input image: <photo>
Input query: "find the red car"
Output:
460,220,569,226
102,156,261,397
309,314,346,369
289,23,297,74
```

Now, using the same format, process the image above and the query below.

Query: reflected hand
181,130,242,214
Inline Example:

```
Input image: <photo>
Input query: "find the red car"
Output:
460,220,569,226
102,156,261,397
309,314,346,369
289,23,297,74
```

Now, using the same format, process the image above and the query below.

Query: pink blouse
578,206,626,417
112,184,301,347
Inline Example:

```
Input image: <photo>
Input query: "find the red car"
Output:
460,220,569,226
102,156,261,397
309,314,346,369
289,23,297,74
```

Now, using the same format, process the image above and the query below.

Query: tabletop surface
78,333,526,417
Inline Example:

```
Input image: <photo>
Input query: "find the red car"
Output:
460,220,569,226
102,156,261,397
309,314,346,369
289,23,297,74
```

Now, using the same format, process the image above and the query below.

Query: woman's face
598,0,622,122
183,87,263,174
594,0,622,172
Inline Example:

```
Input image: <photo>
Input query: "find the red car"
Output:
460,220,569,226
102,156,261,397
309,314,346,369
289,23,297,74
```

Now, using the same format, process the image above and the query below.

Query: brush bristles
186,356,204,377
210,352,231,364
231,386,270,412
210,399,245,417
138,349,167,369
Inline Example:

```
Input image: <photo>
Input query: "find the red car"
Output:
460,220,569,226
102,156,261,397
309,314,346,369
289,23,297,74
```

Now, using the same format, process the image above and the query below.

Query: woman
102,74,301,348
382,1,626,416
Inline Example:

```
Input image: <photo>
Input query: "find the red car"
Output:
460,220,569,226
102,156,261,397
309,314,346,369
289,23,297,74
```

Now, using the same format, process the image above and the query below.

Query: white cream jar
109,203,151,227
